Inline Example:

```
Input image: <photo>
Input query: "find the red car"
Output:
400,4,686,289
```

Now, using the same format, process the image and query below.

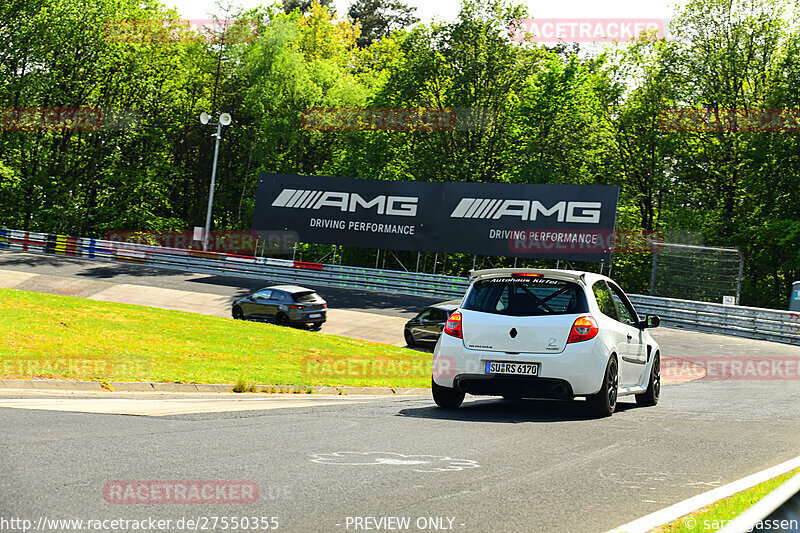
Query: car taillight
511,272,543,278
567,315,598,343
444,311,463,339
290,304,303,309
322,303,327,308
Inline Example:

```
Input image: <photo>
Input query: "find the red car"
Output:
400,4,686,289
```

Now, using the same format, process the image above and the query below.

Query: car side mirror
638,315,660,329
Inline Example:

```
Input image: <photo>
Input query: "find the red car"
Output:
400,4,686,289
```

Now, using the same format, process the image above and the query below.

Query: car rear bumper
453,374,574,399
289,311,326,325
433,334,609,396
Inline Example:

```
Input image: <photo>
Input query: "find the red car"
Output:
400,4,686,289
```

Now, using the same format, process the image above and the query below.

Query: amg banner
252,174,620,261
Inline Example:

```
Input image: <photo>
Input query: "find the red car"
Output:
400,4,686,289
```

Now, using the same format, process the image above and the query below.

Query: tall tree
667,0,790,238
282,0,334,15
347,0,419,47
662,0,795,306
359,0,538,183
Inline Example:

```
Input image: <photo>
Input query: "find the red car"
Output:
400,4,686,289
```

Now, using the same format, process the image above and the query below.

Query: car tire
232,306,244,320
636,351,660,407
276,313,290,327
404,330,416,347
431,378,465,408
588,355,618,417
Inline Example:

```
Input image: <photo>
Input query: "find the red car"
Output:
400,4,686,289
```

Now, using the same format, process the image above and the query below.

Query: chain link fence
649,243,744,304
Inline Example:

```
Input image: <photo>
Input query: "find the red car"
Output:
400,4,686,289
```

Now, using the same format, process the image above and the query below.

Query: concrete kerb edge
0,379,429,396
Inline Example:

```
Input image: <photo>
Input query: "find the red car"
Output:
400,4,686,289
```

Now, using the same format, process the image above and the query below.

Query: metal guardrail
720,472,800,533
1,227,798,345
629,294,800,346
0,228,469,299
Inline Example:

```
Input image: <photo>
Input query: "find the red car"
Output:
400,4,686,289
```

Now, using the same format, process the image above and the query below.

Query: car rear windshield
292,291,321,303
462,277,588,316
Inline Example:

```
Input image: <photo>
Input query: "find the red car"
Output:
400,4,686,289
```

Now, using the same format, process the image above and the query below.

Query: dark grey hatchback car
232,285,327,329
403,300,461,346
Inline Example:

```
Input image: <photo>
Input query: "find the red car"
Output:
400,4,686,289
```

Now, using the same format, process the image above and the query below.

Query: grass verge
652,467,800,532
0,287,431,388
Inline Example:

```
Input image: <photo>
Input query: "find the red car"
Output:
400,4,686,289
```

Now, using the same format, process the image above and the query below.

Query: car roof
261,285,316,293
468,268,612,287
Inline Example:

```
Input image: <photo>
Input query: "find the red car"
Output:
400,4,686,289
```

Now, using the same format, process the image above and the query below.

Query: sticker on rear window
481,277,566,285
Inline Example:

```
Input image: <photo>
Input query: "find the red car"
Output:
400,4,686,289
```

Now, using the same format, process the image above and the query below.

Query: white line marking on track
310,452,480,472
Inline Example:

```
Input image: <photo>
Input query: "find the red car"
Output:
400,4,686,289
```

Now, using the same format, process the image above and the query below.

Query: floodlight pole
202,117,227,251
203,121,222,251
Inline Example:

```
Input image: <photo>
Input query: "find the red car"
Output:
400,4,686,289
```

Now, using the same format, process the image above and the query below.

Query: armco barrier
719,471,800,533
1,228,798,345
628,294,800,345
0,228,469,299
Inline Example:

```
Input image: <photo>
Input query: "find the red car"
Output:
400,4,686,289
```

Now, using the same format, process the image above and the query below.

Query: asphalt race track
1,384,800,533
0,251,439,317
2,250,800,532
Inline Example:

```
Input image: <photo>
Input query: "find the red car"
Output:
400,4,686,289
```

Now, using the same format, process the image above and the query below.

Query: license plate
485,361,539,376
308,313,322,318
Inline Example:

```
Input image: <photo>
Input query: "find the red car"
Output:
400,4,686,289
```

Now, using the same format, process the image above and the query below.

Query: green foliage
282,0,334,15
0,0,798,308
233,378,258,392
0,287,432,388
348,0,419,48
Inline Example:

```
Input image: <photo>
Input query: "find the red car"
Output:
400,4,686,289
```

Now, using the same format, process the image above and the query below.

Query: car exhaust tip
456,379,470,392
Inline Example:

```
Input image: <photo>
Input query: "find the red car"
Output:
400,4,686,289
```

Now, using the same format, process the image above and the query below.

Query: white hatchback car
431,268,661,416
